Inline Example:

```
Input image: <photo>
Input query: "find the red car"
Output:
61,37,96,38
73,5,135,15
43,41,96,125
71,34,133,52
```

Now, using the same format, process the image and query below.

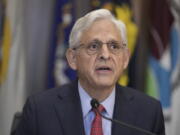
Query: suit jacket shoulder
15,80,85,135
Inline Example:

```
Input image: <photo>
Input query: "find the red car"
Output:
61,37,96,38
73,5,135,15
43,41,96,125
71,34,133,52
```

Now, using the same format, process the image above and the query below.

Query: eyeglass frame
72,39,127,55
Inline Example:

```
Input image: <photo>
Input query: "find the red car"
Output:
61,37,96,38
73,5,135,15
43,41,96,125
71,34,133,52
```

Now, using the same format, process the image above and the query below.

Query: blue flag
47,0,76,88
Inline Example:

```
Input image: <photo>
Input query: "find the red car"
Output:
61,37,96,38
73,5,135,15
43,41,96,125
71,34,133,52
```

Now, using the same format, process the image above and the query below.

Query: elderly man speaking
15,9,165,135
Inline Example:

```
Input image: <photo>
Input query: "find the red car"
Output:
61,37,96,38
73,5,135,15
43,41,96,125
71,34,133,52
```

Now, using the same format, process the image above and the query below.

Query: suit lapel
54,81,85,135
112,85,135,135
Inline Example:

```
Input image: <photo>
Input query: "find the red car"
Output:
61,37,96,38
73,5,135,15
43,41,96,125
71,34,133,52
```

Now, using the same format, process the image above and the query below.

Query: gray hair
69,9,127,48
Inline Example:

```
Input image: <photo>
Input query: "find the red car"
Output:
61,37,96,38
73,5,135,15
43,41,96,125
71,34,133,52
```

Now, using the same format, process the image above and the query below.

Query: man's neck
79,80,115,102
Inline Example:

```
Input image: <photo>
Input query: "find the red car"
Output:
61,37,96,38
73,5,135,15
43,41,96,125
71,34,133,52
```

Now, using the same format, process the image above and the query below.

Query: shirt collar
101,89,115,118
78,81,115,118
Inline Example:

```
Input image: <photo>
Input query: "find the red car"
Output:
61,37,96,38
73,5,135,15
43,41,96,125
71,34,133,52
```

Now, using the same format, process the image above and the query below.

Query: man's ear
66,48,77,70
123,48,130,69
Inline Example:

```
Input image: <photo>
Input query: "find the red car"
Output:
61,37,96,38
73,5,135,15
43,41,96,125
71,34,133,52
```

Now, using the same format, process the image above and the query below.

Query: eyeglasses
73,39,127,55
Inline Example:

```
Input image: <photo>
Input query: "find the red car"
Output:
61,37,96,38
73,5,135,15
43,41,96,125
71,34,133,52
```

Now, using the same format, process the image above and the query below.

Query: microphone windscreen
90,98,100,109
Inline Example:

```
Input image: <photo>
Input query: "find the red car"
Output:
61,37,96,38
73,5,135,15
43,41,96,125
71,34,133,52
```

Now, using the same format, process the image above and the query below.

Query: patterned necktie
90,104,105,135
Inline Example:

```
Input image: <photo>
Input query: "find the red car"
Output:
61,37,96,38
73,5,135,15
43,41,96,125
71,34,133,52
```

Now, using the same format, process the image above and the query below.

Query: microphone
90,98,157,135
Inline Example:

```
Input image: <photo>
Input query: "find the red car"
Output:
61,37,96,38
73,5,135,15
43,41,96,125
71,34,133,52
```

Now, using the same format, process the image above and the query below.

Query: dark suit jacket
15,80,165,135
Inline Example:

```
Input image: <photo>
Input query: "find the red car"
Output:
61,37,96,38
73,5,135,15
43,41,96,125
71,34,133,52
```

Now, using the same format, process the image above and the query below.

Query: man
15,9,165,135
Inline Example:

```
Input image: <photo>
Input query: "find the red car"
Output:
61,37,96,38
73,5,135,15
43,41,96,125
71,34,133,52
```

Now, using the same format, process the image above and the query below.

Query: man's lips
95,66,113,72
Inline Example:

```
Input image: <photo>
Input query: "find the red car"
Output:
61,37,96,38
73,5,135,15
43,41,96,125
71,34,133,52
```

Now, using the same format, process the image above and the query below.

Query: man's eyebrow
89,39,101,42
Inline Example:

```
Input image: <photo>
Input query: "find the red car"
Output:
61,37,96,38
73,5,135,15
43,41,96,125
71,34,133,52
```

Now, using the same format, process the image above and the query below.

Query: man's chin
94,81,115,89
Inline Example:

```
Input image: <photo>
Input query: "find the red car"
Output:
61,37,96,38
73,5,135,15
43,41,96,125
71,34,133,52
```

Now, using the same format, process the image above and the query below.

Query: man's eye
88,42,99,50
109,43,120,50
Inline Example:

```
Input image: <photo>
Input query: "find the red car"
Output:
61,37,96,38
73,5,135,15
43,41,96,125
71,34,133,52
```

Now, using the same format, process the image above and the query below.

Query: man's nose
98,44,110,59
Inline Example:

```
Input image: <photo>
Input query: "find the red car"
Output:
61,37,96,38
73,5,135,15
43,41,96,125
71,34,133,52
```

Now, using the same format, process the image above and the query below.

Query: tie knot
97,104,105,113
93,104,105,115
